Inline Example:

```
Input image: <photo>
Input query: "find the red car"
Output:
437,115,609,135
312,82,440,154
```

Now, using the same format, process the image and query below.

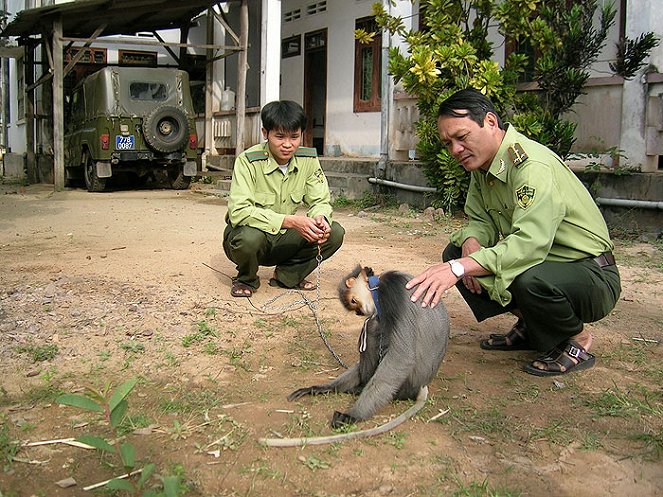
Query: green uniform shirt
228,142,334,234
450,125,614,306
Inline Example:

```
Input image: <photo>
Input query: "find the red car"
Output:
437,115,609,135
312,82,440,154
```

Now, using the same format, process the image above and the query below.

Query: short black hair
261,100,307,133
437,89,504,129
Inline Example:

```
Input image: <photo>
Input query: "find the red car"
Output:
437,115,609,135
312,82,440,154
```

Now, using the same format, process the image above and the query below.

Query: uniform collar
486,124,519,183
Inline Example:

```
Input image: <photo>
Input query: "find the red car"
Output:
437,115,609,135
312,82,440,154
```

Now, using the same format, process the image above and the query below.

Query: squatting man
223,100,344,298
407,89,621,377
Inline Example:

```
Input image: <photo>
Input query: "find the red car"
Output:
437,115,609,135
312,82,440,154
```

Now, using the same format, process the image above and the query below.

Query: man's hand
405,262,458,309
461,237,483,294
283,215,331,244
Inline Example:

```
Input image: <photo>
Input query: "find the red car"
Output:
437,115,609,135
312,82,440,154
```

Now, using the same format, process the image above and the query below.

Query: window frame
353,16,381,113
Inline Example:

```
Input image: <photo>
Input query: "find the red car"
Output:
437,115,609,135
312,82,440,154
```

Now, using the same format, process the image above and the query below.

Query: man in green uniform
407,89,621,376
223,100,344,297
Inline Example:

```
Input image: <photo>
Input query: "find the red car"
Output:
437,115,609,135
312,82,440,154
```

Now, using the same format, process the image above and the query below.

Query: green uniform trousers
223,222,345,290
443,243,621,351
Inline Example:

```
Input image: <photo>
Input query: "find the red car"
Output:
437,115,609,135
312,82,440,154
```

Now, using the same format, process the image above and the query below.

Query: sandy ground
0,183,662,497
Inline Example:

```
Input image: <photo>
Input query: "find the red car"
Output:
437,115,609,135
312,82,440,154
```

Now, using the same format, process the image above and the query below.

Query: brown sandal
523,340,596,377
480,319,534,351
231,280,254,298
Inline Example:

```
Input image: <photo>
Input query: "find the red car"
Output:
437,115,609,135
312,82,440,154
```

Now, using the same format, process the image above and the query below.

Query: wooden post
52,17,64,190
235,0,248,156
25,42,37,184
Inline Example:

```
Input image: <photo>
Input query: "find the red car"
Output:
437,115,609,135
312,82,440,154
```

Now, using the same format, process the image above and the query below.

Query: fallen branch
631,337,659,344
22,437,94,449
83,469,143,491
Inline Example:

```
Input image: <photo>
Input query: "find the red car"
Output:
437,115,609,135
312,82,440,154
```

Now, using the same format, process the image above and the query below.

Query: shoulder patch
295,147,318,158
516,185,536,209
507,143,528,167
245,150,269,163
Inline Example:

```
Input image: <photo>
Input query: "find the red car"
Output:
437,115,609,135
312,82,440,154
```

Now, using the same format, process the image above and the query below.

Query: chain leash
257,245,349,369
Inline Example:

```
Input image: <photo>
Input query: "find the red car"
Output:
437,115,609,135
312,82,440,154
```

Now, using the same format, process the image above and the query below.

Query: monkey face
340,268,376,316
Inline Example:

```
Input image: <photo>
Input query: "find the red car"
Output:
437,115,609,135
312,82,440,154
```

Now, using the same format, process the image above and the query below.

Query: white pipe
596,197,663,210
368,177,437,193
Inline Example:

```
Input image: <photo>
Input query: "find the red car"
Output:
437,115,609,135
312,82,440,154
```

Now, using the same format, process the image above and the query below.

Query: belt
593,252,616,268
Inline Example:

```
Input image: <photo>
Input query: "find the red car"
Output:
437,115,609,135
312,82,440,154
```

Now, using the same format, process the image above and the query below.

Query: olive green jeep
64,66,198,192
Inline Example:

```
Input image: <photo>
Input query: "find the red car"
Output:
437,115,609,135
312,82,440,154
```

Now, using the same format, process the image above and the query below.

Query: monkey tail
258,386,429,448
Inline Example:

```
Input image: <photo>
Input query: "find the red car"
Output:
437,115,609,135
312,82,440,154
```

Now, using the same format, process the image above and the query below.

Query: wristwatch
448,259,465,279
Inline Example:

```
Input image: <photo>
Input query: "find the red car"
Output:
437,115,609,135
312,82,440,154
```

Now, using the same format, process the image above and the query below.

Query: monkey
287,265,450,429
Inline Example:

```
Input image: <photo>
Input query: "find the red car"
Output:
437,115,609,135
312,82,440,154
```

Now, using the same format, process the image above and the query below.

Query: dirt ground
1,182,662,497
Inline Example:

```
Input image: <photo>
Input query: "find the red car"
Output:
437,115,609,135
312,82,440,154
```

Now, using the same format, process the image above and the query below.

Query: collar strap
368,275,381,317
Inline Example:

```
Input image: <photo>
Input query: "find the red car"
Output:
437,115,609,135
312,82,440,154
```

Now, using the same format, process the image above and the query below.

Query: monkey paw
287,387,314,401
331,411,358,428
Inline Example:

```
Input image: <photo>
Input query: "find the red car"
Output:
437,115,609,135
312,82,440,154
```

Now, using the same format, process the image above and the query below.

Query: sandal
480,319,534,351
523,340,596,377
231,280,254,298
268,278,316,291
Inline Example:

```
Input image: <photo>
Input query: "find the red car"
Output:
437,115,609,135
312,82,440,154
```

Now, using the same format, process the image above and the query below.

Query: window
354,17,381,112
64,47,107,65
119,50,157,67
129,82,167,101
282,35,301,58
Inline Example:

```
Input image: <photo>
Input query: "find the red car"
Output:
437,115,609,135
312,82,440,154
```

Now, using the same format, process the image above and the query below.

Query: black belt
593,252,616,268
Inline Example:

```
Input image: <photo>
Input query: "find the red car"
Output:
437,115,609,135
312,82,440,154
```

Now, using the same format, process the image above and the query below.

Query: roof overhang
1,0,219,39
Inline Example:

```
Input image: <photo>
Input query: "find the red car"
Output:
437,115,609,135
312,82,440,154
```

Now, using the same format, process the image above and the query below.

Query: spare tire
143,105,189,153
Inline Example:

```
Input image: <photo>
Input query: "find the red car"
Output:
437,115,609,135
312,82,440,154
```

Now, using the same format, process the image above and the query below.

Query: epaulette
295,147,318,158
507,143,529,167
245,150,269,162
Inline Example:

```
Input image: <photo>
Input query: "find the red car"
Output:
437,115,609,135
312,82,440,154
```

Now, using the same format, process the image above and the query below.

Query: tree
370,0,655,210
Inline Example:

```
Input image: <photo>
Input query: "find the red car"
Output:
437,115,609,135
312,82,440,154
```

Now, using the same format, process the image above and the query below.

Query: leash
256,245,349,369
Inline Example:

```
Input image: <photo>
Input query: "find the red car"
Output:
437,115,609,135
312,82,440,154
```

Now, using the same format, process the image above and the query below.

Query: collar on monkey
368,275,381,317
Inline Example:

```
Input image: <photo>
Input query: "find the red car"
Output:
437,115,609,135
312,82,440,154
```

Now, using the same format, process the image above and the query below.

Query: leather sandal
523,340,596,377
480,319,534,351
230,280,254,298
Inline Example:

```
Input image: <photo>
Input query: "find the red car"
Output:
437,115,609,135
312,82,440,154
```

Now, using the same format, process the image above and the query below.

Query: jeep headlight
120,124,130,136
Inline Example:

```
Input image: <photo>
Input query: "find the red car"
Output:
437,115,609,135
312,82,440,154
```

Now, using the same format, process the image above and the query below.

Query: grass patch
527,418,574,445
451,479,522,497
587,384,663,418
0,416,19,472
444,405,516,439
182,320,218,347
15,343,59,362
633,427,663,459
159,387,223,415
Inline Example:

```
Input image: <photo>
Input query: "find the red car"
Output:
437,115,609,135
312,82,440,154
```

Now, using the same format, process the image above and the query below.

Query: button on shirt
450,125,614,306
228,143,334,234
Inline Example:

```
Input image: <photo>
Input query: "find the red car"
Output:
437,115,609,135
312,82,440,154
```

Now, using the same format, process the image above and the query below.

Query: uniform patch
516,185,536,209
314,168,325,183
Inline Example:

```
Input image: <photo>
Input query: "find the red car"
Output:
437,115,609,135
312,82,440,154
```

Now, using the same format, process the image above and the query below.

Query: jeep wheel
143,105,189,153
168,166,192,190
84,155,107,192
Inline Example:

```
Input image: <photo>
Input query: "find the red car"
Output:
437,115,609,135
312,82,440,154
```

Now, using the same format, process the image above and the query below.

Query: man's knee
510,267,548,301
226,226,268,256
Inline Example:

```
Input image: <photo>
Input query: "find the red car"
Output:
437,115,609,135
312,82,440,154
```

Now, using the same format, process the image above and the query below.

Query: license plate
115,135,135,150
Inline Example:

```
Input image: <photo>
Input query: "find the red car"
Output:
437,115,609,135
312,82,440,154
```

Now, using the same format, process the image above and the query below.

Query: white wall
280,0,416,157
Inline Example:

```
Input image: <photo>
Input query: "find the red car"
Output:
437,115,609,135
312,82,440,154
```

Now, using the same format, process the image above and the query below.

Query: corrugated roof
1,0,218,38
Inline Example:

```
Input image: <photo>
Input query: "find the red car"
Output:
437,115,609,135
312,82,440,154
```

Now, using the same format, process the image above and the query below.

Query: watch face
450,261,464,278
